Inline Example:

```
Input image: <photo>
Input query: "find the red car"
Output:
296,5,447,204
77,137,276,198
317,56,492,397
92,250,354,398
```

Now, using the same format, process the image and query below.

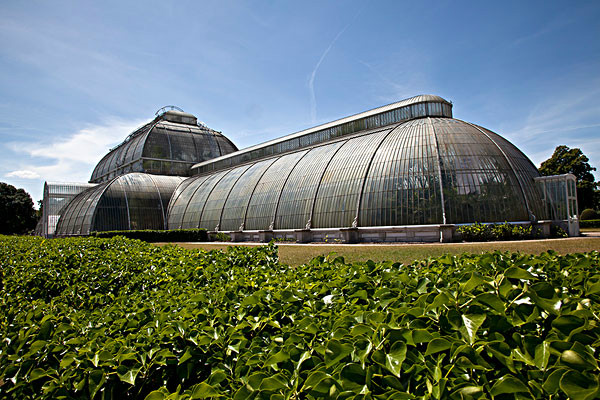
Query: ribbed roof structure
90,110,237,183
193,94,452,174
167,116,545,232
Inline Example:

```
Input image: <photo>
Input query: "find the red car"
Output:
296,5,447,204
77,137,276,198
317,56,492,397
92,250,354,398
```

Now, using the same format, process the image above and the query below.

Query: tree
539,145,599,211
0,182,38,234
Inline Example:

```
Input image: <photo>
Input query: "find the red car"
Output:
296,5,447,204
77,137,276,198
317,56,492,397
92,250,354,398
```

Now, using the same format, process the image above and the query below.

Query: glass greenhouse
55,173,184,236
168,116,547,235
90,109,237,183
49,96,578,241
35,181,97,237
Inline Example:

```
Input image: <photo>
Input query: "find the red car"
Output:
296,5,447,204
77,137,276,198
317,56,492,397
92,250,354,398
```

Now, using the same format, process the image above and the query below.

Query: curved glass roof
167,117,546,231
90,110,237,183
193,94,452,174
55,173,184,236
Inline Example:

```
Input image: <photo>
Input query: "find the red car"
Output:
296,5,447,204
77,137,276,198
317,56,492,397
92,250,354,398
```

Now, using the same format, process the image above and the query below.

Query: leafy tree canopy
539,145,596,181
539,145,599,210
0,182,38,234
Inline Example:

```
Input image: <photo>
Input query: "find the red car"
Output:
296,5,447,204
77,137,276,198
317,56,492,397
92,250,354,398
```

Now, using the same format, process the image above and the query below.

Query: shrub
580,219,600,229
458,222,539,242
273,237,295,243
550,224,568,238
91,228,207,242
209,231,231,242
580,208,600,220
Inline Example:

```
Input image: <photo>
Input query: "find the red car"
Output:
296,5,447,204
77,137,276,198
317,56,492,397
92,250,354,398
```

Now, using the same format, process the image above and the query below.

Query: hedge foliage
580,209,599,221
91,229,208,242
457,222,540,242
580,219,600,229
1,236,600,399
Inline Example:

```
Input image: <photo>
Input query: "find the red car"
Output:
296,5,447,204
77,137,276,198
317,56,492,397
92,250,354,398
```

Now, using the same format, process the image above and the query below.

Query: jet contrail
308,25,349,124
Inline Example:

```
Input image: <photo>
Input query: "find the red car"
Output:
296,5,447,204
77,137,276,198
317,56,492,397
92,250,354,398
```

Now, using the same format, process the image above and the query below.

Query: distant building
43,97,579,242
34,181,96,238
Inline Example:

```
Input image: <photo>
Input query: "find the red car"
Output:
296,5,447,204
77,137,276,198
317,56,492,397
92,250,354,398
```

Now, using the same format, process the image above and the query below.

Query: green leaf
490,375,530,396
178,348,193,365
385,342,407,377
534,341,550,371
425,338,452,356
259,373,288,391
246,372,267,391
60,354,76,369
296,351,312,371
560,347,598,371
340,363,366,392
29,368,49,381
412,329,434,344
116,365,141,385
349,290,368,300
460,314,486,345
144,389,167,400
208,370,227,385
28,340,47,354
88,370,106,399
454,386,483,396
560,371,600,400
190,382,220,398
353,338,372,364
585,281,600,295
264,350,290,368
190,293,209,303
474,293,506,313
303,371,331,391
325,339,353,368
461,272,487,292
504,266,536,280
543,368,568,394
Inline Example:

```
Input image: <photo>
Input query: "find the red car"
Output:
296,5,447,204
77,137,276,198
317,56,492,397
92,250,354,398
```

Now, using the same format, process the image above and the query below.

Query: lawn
161,236,600,266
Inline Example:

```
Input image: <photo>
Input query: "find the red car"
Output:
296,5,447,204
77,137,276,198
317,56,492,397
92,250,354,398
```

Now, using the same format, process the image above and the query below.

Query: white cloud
6,118,147,184
5,170,41,179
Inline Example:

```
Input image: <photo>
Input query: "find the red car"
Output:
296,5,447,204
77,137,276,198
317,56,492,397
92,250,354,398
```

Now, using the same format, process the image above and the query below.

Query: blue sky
1,0,599,203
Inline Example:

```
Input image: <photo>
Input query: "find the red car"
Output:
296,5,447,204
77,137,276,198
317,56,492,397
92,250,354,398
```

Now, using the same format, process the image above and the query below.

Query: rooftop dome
167,117,545,232
90,109,237,183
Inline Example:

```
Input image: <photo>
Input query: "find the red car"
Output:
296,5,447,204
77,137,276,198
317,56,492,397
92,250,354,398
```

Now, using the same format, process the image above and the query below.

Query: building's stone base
209,221,562,244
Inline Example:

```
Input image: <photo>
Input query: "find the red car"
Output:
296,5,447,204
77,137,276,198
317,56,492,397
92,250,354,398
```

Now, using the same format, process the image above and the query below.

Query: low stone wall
213,220,560,244
219,224,457,244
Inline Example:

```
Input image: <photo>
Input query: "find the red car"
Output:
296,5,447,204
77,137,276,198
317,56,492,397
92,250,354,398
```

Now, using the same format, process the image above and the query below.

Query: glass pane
221,159,277,231
245,150,308,230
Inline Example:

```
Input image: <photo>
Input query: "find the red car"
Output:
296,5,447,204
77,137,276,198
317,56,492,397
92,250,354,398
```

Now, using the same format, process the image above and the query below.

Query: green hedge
91,228,208,242
580,219,600,229
457,222,541,242
1,235,600,399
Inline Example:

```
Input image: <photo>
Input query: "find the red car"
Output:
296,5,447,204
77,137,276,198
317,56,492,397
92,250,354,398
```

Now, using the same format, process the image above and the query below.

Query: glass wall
434,118,530,223
360,119,442,227
55,173,184,236
535,174,578,220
